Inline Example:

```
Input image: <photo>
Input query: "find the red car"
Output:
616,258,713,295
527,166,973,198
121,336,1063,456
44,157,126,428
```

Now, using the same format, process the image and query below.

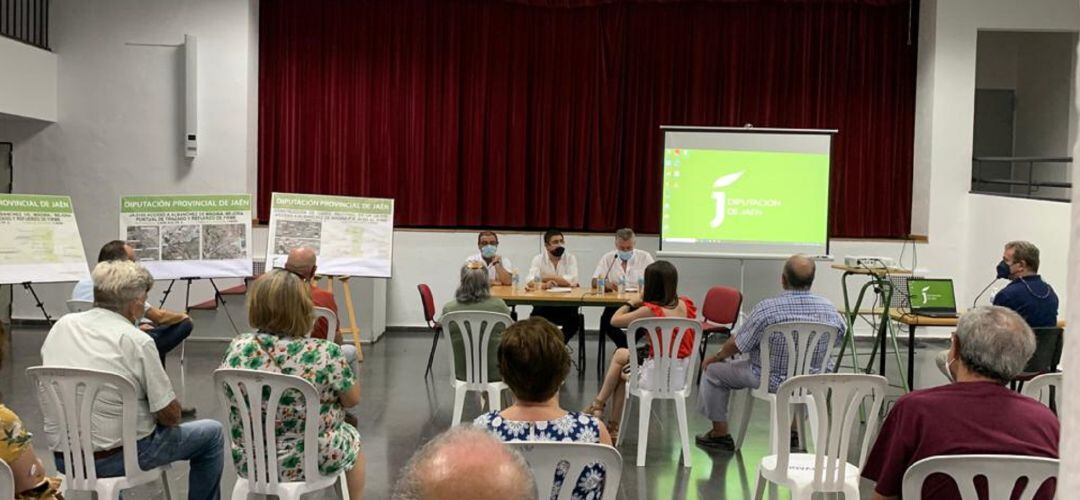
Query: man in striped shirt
695,254,846,451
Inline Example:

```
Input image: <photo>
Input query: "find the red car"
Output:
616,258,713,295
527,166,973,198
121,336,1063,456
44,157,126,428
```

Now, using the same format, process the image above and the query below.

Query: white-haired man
392,426,537,500
862,306,1058,500
42,260,224,500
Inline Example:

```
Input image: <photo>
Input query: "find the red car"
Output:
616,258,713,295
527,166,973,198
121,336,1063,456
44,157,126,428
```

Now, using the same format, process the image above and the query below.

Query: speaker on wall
184,34,198,159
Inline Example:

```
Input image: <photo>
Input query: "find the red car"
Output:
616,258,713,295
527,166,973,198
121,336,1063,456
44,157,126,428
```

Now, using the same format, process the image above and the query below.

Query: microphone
972,277,999,308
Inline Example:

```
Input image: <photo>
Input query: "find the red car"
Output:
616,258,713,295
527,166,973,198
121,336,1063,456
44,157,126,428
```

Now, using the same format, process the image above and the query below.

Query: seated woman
584,260,697,439
474,317,612,498
441,261,512,381
0,326,64,500
220,269,365,499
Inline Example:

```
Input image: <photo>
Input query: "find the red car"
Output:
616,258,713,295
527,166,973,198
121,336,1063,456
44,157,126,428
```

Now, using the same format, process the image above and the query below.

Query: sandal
582,399,606,419
606,420,620,443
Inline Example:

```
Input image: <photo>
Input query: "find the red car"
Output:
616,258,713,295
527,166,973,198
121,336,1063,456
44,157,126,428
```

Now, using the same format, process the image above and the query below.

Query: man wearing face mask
991,240,1058,328
466,231,513,286
935,240,1059,381
593,228,654,348
527,229,580,342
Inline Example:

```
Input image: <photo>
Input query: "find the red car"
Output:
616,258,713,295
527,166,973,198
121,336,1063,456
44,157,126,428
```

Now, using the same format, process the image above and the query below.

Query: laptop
907,278,959,318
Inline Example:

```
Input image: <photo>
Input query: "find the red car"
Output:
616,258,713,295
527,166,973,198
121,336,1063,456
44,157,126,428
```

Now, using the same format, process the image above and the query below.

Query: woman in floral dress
473,318,613,500
220,268,365,499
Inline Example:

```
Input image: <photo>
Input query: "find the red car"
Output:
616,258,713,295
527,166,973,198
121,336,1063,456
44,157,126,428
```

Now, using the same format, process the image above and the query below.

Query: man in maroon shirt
284,247,340,341
862,306,1058,500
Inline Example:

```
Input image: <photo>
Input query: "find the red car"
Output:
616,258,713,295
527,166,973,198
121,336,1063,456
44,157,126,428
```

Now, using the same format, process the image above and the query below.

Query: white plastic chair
902,454,1059,499
507,442,623,500
0,458,13,500
65,299,93,313
213,368,350,500
753,373,887,499
26,366,173,500
439,311,513,424
616,317,704,467
1022,372,1062,410
312,306,339,338
732,322,841,453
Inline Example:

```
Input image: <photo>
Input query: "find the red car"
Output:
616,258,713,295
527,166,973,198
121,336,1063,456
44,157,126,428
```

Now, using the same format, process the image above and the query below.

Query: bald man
695,255,846,452
284,248,338,340
391,427,537,500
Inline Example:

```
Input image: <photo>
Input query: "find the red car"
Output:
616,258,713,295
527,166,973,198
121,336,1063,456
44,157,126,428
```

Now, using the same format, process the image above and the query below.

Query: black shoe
695,432,735,451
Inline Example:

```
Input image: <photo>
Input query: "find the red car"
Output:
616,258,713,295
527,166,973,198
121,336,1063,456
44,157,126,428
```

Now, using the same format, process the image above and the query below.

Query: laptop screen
907,279,957,311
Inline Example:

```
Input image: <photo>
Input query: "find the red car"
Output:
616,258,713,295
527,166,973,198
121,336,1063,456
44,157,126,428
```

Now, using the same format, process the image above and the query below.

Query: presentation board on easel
658,126,835,259
119,194,254,280
0,194,90,285
265,192,394,278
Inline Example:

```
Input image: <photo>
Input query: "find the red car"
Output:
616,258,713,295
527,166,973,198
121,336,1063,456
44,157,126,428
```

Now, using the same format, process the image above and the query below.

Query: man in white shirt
71,240,193,366
593,228,655,348
42,260,223,500
526,229,580,342
465,231,513,285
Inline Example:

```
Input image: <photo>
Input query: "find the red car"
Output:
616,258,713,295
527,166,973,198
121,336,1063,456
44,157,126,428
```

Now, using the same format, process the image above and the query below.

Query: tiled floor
1,326,901,499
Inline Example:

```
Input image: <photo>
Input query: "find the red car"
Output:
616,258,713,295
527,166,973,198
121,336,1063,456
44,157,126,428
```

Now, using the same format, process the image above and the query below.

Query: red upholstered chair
418,284,443,377
697,286,743,383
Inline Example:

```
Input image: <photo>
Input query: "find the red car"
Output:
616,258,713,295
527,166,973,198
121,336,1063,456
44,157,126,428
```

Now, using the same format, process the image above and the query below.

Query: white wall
0,36,57,122
0,0,256,319
911,0,1077,320
1059,16,1080,491
0,0,1074,344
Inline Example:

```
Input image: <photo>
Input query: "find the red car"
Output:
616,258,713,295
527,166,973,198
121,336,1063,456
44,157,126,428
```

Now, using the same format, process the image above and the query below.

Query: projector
844,256,896,269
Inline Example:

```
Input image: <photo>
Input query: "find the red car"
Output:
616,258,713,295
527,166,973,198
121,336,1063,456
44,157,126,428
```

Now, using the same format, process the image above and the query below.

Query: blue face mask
617,250,633,262
996,260,1011,279
481,245,498,259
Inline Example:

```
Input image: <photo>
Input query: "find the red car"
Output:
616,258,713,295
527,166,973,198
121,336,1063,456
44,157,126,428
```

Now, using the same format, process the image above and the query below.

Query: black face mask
551,246,566,257
996,261,1011,279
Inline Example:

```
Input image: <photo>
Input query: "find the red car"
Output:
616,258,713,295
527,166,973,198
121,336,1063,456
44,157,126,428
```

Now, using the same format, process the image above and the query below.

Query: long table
889,310,1066,390
490,285,640,376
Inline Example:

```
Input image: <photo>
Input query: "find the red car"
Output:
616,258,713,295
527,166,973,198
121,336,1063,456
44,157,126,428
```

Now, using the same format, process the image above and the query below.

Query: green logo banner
271,193,393,215
0,194,75,214
121,194,252,213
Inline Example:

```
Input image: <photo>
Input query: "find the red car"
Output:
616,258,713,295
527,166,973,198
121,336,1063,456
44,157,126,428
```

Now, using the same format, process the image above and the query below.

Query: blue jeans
147,319,194,364
56,420,224,500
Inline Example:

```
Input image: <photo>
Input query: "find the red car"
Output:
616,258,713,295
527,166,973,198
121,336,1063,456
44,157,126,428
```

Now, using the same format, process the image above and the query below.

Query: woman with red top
584,260,696,440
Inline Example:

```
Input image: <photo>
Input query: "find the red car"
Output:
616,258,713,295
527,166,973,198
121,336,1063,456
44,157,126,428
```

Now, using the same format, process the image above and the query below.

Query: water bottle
618,276,626,295
637,276,644,292
533,275,542,292
511,270,520,294
597,277,606,295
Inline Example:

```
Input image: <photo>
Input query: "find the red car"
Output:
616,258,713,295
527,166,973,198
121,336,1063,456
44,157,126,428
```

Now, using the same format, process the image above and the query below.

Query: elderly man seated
862,306,1059,500
392,426,537,500
695,254,846,451
42,260,224,500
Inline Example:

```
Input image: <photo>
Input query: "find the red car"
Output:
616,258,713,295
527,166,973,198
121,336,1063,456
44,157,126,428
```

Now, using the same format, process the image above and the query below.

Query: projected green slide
661,149,830,244
908,279,957,309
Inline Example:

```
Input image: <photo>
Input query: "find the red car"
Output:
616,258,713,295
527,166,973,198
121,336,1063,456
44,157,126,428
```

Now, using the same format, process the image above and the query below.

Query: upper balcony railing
0,0,49,50
971,156,1072,202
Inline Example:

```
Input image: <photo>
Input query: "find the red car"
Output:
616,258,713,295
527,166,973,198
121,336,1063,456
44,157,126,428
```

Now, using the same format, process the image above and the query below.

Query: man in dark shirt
862,306,1058,500
936,240,1059,380
992,240,1058,328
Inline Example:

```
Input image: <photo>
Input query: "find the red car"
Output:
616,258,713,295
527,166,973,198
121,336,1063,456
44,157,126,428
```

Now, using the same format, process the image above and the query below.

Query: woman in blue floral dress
220,268,365,499
474,317,613,499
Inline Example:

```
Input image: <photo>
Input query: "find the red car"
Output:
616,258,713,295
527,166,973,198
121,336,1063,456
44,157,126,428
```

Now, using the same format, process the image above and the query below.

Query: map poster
0,194,90,284
120,194,253,280
266,193,394,278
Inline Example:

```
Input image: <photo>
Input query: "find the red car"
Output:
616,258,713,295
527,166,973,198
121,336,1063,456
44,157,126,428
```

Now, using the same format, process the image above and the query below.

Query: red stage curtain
259,0,917,238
